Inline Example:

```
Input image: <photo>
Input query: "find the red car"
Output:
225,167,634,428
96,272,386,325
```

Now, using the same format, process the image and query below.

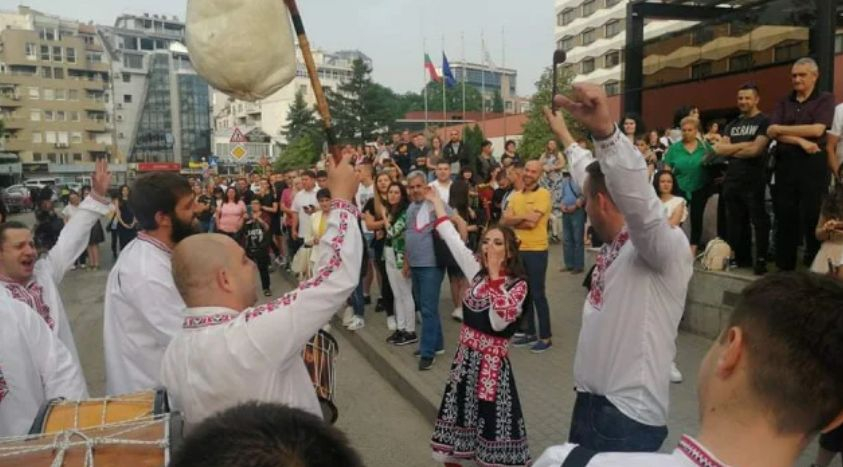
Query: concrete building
212,48,369,164
450,61,519,113
0,6,120,179
553,0,692,96
99,13,211,166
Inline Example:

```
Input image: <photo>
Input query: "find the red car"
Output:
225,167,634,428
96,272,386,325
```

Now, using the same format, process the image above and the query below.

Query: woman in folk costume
425,188,531,466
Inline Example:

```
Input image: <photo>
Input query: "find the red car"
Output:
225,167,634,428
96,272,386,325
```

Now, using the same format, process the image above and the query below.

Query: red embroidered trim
137,232,172,254
433,215,450,228
183,312,235,329
678,436,726,467
487,279,527,323
3,282,54,329
459,326,509,402
587,227,630,309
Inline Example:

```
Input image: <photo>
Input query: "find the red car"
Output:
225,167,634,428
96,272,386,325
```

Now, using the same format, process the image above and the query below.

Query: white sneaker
321,323,332,333
347,316,365,331
342,307,354,327
386,316,397,331
670,362,683,383
451,307,463,322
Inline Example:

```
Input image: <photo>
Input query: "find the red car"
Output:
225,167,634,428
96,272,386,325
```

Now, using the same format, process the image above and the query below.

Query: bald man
160,154,362,426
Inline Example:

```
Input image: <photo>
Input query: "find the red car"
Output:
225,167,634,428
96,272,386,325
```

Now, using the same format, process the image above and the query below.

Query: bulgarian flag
424,53,441,82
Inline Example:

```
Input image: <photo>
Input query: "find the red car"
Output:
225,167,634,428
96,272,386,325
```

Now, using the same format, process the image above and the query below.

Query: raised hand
92,157,112,198
326,146,356,202
553,84,615,139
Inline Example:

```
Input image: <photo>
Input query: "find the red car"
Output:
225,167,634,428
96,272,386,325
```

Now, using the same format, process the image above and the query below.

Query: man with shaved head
161,152,362,426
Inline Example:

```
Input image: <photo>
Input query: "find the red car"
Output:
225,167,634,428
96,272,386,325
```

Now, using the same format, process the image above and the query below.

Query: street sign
230,127,248,143
230,144,248,160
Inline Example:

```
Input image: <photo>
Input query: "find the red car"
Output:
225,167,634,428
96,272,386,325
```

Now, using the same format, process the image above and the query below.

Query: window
68,89,78,100
123,53,143,69
73,153,82,162
52,46,62,62
66,48,76,63
53,68,64,79
55,89,65,101
33,153,42,162
44,110,54,121
70,111,80,122
122,72,131,82
87,52,103,64
70,132,82,143
40,45,50,61
43,89,54,100
774,42,803,63
30,110,40,121
605,50,621,67
40,67,52,79
582,0,597,16
123,94,132,104
604,81,621,96
25,43,37,60
39,28,56,41
561,36,575,51
691,28,715,46
32,132,42,143
28,87,39,99
56,111,65,121
691,61,712,79
45,131,56,143
47,153,56,163
582,28,596,45
118,132,125,139
605,20,622,38
729,53,752,72
557,12,565,27
562,8,576,25
582,57,596,73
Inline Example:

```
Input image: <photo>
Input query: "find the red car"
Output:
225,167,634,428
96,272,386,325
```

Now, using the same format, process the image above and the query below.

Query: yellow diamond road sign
230,144,247,160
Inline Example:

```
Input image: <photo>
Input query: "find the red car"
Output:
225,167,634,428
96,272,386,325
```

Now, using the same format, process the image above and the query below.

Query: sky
13,0,555,96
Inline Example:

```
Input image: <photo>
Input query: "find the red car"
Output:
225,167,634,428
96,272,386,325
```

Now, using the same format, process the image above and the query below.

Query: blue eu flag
442,53,456,88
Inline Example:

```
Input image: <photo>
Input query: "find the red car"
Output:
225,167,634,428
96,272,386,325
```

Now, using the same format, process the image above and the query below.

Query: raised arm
426,188,481,279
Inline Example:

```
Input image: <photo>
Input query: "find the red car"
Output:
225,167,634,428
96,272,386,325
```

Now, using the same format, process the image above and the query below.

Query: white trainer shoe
342,307,354,327
347,316,365,331
386,316,397,331
670,362,683,383
451,307,463,322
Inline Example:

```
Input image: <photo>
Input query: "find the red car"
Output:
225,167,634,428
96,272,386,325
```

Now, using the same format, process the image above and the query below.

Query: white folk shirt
828,103,843,164
0,296,87,437
429,180,452,205
104,232,184,395
0,194,110,377
161,200,361,426
565,130,693,427
534,436,731,467
291,188,319,239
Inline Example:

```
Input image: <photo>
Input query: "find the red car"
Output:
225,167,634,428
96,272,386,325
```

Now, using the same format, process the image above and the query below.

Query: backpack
698,237,732,271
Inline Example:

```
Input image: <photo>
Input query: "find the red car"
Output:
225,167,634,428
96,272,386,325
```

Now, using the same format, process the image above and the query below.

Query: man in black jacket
443,130,469,180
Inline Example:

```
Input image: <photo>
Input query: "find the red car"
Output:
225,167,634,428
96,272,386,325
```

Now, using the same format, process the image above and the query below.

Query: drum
302,329,338,423
0,412,182,467
28,389,169,435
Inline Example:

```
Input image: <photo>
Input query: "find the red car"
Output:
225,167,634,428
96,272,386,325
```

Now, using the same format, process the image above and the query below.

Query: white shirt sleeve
829,104,843,137
226,200,362,367
123,269,185,348
594,129,690,271
434,218,481,279
43,195,111,285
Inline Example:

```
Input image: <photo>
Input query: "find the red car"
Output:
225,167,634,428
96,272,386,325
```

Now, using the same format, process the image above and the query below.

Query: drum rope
0,415,170,464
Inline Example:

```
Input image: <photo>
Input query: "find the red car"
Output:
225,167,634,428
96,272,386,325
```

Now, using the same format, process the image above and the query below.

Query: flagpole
480,29,486,133
461,31,466,122
501,26,507,143
423,38,428,132
441,35,446,128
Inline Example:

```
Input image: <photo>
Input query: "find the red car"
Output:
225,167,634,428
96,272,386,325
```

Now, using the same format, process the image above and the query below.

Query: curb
278,270,440,424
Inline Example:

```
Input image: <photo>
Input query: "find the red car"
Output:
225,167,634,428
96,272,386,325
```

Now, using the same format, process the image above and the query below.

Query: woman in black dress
116,184,137,251
425,188,531,467
80,186,105,269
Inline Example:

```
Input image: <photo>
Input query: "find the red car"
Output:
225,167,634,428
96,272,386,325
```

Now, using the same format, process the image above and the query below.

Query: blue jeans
350,281,365,317
520,251,551,339
199,219,212,233
411,266,444,358
568,391,667,452
563,208,586,271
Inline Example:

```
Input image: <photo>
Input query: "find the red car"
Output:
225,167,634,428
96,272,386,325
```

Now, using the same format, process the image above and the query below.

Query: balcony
0,94,23,108
84,119,107,132
0,116,26,130
82,99,107,111
1,138,29,152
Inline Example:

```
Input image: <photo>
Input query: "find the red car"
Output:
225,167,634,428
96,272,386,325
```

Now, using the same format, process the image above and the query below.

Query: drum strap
561,446,598,467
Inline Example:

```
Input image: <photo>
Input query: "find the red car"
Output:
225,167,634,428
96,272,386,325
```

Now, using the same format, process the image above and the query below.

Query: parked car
2,185,33,213
23,178,60,203
55,182,82,203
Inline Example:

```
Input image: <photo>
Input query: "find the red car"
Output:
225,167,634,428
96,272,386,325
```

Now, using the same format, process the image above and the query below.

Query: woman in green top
381,182,417,346
663,116,712,254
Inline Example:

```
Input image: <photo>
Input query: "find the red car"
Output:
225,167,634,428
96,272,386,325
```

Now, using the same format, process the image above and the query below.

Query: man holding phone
290,170,319,253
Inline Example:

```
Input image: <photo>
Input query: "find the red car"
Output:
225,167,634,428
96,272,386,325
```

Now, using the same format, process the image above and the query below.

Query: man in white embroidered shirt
161,152,361,426
544,85,693,452
0,159,111,377
535,271,843,467
104,172,197,395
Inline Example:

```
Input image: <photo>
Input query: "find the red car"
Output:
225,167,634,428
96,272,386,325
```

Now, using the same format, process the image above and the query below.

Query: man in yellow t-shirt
502,160,553,352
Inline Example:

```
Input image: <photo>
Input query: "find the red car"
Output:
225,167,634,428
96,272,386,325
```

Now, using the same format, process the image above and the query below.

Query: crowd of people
0,56,842,467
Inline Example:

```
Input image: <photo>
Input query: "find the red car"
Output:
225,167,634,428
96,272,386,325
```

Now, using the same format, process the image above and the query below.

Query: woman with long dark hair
425,188,531,467
380,182,416,345
363,172,396,330
446,179,480,322
653,170,687,228
215,186,246,242
80,186,105,269
116,184,137,251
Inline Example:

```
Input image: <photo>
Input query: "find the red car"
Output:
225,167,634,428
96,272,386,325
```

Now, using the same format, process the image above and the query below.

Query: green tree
273,133,320,172
492,90,504,113
461,124,486,173
519,67,585,160
281,89,320,144
419,81,483,113
327,59,401,143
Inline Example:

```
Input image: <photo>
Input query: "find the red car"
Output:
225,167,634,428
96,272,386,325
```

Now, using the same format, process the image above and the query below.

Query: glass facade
178,74,211,162
131,54,174,162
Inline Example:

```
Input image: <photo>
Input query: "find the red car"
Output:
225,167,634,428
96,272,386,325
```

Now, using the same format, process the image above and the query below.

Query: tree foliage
519,67,585,160
398,81,484,114
327,59,402,143
274,133,319,172
281,89,320,144
461,124,486,172
492,90,504,113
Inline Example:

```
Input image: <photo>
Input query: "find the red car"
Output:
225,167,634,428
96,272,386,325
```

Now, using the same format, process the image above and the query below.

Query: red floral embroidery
137,232,173,254
183,312,235,329
4,281,54,329
587,228,630,309
488,279,527,324
678,436,726,467
459,326,509,402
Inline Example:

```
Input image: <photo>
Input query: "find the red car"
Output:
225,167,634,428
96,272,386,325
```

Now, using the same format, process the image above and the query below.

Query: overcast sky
16,0,554,96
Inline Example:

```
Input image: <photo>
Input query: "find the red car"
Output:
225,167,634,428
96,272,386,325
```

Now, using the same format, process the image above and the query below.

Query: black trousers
375,257,395,317
773,154,829,270
723,179,770,265
251,255,270,290
687,186,712,248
